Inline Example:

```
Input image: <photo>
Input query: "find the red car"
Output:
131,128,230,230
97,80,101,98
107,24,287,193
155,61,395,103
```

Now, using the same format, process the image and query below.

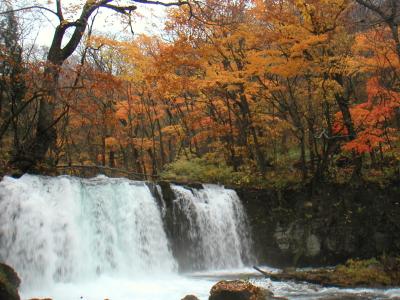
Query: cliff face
236,181,400,268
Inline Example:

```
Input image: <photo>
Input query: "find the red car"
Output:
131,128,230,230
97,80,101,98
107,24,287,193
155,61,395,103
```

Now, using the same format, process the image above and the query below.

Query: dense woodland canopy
0,0,399,187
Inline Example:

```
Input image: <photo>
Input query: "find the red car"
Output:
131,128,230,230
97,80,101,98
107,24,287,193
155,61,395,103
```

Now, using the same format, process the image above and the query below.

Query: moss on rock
263,257,400,288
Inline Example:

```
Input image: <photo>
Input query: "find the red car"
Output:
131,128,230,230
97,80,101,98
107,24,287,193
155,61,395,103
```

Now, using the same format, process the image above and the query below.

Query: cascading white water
0,175,176,289
2,175,398,300
171,184,254,270
0,175,256,299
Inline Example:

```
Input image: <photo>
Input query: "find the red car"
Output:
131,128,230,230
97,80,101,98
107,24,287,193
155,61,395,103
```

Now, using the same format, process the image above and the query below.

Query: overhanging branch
101,4,137,14
132,0,189,7
0,5,58,17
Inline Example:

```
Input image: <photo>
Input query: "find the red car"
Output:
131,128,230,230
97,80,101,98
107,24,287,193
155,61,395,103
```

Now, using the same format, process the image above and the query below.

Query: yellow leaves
317,78,342,94
246,51,270,77
294,0,315,24
269,58,307,78
226,85,241,93
294,0,349,34
351,29,400,73
161,125,183,135
290,34,328,54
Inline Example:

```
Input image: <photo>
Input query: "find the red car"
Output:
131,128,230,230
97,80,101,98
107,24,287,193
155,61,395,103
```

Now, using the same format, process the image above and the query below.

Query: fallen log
253,266,271,277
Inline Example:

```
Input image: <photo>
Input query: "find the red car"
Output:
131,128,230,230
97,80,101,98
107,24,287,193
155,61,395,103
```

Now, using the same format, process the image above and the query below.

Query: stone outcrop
209,280,287,300
159,180,400,269
0,263,20,300
236,181,400,267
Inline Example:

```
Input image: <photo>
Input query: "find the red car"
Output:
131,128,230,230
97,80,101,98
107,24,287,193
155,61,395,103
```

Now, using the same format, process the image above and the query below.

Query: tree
355,0,400,61
2,0,398,184
0,0,190,173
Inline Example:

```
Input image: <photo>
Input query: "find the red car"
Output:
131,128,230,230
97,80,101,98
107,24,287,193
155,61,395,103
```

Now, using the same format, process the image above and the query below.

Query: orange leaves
131,138,154,151
352,29,400,72
342,129,385,153
197,116,214,129
161,125,184,136
45,0,399,176
366,78,400,110
105,137,118,149
290,34,328,56
115,101,130,121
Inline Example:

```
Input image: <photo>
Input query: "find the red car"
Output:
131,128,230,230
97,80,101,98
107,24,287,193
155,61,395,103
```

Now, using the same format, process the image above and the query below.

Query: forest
0,0,399,188
1,2,400,300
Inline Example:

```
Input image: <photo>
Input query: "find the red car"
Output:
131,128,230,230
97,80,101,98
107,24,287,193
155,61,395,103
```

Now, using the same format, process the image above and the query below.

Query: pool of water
20,267,400,300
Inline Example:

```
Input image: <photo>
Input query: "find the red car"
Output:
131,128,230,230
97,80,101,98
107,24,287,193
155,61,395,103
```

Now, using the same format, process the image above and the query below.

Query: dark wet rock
236,181,400,268
0,263,20,288
181,295,200,300
0,263,20,300
209,280,287,300
306,234,321,257
158,181,176,207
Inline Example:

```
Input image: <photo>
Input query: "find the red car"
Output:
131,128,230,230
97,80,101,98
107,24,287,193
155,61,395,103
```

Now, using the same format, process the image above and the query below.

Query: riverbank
255,257,400,288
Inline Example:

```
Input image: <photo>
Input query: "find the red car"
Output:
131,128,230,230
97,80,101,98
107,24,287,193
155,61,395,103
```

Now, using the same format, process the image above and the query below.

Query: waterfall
0,175,176,288
0,174,254,292
170,184,254,271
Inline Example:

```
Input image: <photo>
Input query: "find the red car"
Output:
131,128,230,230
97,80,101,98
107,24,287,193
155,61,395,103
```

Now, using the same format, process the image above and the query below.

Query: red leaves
335,77,400,154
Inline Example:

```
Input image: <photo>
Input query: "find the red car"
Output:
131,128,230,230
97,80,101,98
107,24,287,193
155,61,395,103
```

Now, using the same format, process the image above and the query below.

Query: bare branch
56,0,64,21
0,5,58,17
355,0,389,21
132,0,189,7
0,93,42,140
100,4,137,14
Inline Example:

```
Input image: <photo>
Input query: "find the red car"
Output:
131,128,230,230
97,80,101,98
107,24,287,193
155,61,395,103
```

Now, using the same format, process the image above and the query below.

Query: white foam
0,175,176,289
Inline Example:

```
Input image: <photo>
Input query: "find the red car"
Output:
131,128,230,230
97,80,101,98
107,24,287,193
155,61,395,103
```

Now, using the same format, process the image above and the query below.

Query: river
0,175,399,300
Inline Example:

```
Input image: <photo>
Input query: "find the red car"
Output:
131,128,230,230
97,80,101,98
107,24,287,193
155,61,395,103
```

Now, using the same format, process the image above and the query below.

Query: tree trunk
14,2,98,173
335,93,362,177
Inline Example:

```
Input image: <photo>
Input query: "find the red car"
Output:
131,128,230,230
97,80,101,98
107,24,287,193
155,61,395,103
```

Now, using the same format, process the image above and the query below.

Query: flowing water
170,184,253,270
0,174,399,300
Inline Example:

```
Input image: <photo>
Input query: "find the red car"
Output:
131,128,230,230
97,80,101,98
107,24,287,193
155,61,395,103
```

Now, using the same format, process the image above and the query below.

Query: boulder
181,295,200,300
0,263,20,300
209,280,287,300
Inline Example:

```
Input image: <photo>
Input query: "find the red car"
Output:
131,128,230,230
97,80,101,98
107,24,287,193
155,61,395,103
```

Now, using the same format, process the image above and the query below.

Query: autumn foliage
0,0,399,185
